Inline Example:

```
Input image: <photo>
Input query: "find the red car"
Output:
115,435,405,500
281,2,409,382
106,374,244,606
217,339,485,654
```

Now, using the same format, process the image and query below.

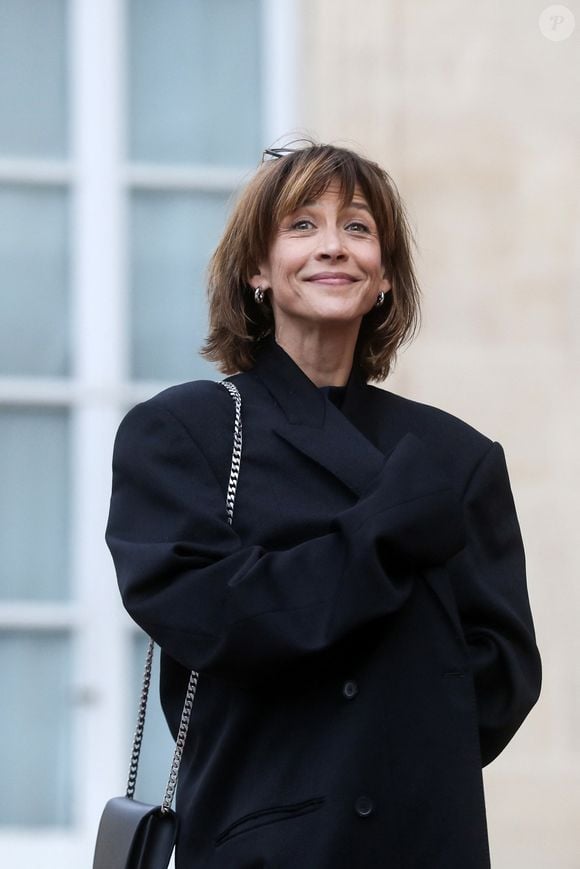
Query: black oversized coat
106,336,541,868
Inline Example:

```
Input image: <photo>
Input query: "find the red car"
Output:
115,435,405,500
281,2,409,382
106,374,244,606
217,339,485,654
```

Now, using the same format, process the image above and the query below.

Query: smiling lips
305,272,358,285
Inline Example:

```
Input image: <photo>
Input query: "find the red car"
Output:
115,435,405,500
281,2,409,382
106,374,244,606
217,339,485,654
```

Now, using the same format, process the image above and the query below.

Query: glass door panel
0,631,73,826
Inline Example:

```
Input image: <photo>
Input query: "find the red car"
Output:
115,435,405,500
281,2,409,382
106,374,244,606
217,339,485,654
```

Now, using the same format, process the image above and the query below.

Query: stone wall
296,1,580,865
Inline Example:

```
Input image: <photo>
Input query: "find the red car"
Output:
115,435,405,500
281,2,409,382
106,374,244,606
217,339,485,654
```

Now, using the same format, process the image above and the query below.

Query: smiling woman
105,142,541,868
202,143,420,383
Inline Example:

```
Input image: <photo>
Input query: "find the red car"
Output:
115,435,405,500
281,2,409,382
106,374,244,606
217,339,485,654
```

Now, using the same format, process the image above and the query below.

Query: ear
380,274,392,295
250,263,271,291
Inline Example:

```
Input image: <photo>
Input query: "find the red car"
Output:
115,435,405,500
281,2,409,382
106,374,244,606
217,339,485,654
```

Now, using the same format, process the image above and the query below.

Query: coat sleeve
447,441,542,766
105,397,465,681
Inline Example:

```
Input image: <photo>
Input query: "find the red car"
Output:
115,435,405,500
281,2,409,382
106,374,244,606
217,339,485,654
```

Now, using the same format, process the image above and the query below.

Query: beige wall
295,1,580,865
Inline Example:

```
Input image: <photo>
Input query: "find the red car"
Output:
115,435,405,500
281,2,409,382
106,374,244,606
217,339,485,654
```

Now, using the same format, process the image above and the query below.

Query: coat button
342,680,358,700
355,795,374,817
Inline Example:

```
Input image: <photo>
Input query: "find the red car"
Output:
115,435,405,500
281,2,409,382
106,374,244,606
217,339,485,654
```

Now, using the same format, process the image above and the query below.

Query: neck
273,321,360,387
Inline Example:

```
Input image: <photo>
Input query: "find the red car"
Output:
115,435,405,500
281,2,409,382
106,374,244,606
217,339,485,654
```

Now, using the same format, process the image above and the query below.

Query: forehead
301,181,369,207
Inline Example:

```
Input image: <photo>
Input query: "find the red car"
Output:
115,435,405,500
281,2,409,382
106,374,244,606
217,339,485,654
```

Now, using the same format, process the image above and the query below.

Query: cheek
368,249,385,276
353,241,382,276
272,253,304,286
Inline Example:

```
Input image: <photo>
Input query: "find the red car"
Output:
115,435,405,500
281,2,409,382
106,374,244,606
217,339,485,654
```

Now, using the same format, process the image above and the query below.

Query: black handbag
93,380,242,869
92,796,178,869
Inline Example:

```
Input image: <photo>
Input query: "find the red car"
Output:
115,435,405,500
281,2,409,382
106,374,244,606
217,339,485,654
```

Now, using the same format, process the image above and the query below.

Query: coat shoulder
115,379,239,493
118,380,239,461
127,379,235,436
370,386,492,443
367,385,495,484
147,377,230,408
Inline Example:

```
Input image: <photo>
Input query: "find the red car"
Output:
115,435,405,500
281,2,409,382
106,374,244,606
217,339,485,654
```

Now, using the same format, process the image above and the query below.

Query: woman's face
251,182,391,338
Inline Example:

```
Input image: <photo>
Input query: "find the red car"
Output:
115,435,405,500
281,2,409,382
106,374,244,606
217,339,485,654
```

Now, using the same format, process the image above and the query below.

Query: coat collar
247,336,386,497
249,334,369,429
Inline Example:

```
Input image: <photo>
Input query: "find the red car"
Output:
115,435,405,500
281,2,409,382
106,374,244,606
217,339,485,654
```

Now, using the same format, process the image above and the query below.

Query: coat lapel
274,408,386,497
248,337,386,497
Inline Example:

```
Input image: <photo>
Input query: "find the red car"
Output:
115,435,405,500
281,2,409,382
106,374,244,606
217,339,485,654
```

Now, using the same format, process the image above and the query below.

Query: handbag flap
93,796,178,869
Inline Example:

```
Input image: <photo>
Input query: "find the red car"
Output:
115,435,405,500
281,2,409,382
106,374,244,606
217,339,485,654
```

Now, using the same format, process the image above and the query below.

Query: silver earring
254,286,265,304
376,291,385,307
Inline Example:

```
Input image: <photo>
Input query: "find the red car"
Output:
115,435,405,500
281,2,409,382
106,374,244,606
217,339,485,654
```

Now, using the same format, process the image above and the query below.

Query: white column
69,0,130,851
262,0,299,147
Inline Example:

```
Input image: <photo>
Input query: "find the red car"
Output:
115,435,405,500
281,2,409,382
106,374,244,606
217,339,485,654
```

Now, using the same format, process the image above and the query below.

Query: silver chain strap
220,380,243,524
125,380,243,811
126,634,154,800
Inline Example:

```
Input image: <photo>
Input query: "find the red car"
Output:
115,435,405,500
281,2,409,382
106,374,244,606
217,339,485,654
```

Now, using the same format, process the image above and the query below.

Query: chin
312,307,366,324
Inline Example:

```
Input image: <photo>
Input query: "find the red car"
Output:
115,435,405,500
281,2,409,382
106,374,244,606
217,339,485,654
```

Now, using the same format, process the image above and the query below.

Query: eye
290,219,315,231
346,220,371,233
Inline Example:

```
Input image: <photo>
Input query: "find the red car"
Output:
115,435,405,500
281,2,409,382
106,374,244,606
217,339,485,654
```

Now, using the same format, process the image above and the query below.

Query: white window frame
0,0,297,865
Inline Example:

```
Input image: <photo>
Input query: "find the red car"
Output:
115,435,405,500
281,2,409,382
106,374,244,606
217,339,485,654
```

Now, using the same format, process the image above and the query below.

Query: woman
106,143,541,868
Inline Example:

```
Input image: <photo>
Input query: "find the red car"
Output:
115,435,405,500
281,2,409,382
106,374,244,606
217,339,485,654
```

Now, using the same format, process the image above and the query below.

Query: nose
315,225,347,261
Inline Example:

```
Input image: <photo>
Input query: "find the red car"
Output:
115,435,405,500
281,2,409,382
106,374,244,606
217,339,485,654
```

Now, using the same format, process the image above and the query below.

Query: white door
0,1,296,865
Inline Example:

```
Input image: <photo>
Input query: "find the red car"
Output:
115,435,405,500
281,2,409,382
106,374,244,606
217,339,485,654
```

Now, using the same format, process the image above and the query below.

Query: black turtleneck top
318,384,348,410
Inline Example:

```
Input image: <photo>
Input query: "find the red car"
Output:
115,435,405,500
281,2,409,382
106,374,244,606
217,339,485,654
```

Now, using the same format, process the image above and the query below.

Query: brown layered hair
201,142,420,381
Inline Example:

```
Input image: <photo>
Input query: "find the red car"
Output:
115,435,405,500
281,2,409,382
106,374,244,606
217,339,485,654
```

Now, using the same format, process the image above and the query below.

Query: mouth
305,272,358,285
